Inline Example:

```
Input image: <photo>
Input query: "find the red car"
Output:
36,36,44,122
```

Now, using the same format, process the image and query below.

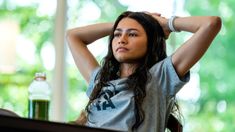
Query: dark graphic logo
95,83,118,111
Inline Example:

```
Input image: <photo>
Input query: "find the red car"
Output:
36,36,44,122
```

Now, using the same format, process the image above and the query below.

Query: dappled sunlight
119,0,187,17
216,100,227,113
16,35,36,65
40,42,55,71
0,20,18,73
177,72,201,102
0,0,234,131
0,0,56,118
219,2,232,20
78,1,101,22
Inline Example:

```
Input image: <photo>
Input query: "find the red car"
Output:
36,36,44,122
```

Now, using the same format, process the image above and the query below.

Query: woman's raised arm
172,16,222,77
151,14,221,78
66,23,113,83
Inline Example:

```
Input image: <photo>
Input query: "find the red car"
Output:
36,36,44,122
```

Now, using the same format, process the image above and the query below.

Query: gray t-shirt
86,56,190,132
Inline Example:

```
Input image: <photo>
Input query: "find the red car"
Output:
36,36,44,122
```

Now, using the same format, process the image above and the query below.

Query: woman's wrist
168,16,181,32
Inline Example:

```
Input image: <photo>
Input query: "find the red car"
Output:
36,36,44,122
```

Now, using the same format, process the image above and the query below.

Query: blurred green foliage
0,0,234,131
0,0,53,116
185,0,235,131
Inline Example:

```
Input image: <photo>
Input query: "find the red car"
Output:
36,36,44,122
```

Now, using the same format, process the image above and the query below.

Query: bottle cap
35,72,46,80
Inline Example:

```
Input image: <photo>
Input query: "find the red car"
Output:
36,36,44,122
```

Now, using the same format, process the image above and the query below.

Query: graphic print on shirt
95,83,118,111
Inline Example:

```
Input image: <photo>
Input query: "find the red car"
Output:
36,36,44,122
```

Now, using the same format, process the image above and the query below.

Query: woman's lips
116,47,128,52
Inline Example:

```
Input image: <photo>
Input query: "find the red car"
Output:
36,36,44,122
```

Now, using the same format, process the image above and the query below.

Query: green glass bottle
28,72,51,121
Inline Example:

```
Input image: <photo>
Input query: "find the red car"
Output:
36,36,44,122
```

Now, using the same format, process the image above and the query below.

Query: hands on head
144,11,171,39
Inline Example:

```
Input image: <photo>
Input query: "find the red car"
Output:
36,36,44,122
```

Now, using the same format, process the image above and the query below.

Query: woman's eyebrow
115,28,139,32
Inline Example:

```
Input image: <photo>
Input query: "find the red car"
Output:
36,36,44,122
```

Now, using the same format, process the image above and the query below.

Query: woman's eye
129,33,137,37
114,33,121,37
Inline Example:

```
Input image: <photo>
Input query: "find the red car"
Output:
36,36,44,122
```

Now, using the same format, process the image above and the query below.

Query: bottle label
28,99,50,120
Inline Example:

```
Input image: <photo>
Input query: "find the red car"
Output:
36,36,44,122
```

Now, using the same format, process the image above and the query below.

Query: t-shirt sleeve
149,56,190,96
86,67,101,98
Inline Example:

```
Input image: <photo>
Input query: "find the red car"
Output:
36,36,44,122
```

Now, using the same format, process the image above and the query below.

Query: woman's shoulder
149,56,172,72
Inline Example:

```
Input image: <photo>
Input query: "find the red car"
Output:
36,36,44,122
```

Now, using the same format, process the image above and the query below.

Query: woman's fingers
152,12,161,16
153,16,171,39
143,12,171,39
143,11,151,15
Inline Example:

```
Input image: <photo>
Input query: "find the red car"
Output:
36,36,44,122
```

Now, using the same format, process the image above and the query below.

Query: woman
66,11,221,132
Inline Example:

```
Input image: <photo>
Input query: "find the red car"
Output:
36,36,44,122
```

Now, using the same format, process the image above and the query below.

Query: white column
51,0,67,122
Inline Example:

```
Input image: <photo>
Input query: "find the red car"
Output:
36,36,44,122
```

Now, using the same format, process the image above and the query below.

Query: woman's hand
151,13,171,39
144,12,171,39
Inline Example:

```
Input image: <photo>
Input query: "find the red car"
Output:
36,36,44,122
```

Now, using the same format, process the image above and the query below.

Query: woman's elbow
66,29,79,44
66,29,74,41
207,16,222,32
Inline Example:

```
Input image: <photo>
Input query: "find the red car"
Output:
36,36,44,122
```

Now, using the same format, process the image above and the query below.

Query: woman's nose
118,34,127,44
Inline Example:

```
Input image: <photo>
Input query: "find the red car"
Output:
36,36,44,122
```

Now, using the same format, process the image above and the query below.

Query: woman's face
112,17,148,63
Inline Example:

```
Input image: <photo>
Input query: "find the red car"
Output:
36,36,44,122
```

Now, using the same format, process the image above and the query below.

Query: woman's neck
119,63,139,78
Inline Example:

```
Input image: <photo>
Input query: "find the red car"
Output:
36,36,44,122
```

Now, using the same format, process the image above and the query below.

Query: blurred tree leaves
185,0,235,131
0,1,54,117
0,0,127,121
2,0,233,131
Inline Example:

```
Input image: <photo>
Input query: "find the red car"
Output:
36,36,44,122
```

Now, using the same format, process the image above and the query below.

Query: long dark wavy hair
83,11,167,130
